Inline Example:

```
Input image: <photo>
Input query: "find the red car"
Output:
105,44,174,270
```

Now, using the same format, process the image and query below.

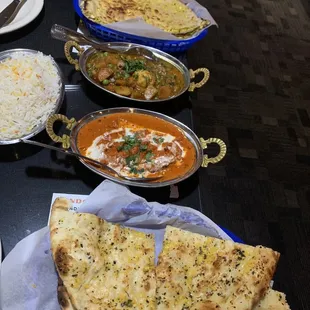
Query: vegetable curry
77,113,196,181
86,51,185,100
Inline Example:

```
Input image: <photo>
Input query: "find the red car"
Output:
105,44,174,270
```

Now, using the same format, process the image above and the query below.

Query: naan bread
255,289,291,310
50,198,156,310
81,0,208,35
156,226,280,310
50,200,289,310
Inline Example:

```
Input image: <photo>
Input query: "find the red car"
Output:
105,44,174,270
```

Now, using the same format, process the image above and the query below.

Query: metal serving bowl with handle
0,48,65,145
45,108,227,188
64,41,210,103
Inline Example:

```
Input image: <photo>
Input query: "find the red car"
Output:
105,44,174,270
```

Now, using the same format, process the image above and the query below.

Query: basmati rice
0,52,61,141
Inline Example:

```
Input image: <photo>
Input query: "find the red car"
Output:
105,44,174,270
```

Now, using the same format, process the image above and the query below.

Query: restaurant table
0,1,204,256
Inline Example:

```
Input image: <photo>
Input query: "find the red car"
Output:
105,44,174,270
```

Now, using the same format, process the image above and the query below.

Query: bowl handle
46,114,77,149
64,41,84,71
188,68,210,92
200,137,227,167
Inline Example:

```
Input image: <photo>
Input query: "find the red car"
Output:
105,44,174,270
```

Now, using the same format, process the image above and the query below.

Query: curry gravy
86,51,185,100
77,113,196,182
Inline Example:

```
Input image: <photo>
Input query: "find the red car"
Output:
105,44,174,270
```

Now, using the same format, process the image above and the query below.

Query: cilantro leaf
117,134,140,152
140,144,148,151
153,137,164,144
145,151,153,162
125,154,139,166
124,59,146,73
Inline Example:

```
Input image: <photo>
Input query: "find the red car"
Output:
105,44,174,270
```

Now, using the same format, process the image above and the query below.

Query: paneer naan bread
81,0,209,36
255,289,291,310
156,226,280,310
50,198,156,310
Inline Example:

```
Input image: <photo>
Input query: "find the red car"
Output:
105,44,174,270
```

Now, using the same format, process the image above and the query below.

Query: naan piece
255,289,291,310
81,0,208,36
156,226,280,310
50,198,156,310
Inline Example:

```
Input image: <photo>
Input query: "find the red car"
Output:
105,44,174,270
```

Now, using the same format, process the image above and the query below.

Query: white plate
0,0,44,35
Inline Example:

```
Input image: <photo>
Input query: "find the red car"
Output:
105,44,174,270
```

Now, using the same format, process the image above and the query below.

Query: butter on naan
50,198,156,310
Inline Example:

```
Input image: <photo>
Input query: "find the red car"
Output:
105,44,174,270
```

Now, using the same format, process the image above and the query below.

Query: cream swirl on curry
77,113,196,181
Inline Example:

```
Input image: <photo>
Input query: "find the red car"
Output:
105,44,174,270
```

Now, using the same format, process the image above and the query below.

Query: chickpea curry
85,51,185,100
77,113,196,181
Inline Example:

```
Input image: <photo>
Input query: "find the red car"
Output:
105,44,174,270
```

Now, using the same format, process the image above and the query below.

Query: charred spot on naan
55,246,72,276
57,277,75,310
52,197,72,212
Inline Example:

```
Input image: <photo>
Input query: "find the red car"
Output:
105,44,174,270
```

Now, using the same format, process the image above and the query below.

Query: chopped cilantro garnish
124,59,146,73
125,154,139,166
129,167,144,174
140,144,148,151
117,135,140,152
130,167,138,174
153,137,164,144
145,151,153,162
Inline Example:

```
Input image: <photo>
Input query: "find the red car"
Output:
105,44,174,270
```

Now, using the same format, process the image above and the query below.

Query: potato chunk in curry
86,51,184,100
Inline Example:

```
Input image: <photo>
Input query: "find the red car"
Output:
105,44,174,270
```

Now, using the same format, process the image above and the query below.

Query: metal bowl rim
69,107,204,188
0,48,65,145
78,44,191,103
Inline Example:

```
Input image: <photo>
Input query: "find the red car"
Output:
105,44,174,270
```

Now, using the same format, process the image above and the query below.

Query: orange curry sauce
77,113,196,182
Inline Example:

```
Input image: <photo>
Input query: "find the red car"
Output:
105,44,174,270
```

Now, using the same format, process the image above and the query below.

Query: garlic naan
50,198,156,310
81,0,208,36
156,226,280,310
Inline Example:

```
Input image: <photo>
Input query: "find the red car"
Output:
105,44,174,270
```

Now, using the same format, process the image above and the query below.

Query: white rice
0,52,61,141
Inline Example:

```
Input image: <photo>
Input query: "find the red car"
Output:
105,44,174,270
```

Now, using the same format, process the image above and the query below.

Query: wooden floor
189,0,310,309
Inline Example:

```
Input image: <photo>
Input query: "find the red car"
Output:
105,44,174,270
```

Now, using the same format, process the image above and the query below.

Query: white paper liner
0,180,230,310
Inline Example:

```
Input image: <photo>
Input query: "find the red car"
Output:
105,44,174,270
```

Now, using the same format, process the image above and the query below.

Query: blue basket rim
73,0,208,45
220,227,244,243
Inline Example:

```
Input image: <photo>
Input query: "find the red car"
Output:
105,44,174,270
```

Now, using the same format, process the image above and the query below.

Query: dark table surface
2,0,308,309
0,1,204,256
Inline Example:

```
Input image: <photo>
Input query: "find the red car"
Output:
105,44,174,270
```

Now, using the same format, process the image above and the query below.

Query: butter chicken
77,113,196,181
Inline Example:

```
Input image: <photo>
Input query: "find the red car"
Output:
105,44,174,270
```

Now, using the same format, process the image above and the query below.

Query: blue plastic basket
220,227,244,243
73,0,208,53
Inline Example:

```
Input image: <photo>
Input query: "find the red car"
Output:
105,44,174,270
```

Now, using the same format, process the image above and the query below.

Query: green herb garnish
153,137,164,144
125,154,139,166
124,59,146,73
139,144,148,151
145,151,153,162
117,135,140,152
129,167,145,174
129,167,138,174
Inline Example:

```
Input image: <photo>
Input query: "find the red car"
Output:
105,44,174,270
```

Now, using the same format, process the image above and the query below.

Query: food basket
73,0,209,53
